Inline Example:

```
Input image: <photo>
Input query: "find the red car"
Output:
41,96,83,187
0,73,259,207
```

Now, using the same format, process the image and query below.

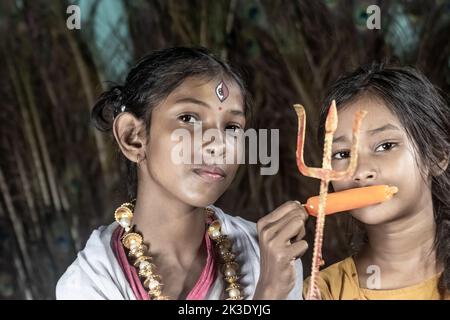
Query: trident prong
293,100,367,300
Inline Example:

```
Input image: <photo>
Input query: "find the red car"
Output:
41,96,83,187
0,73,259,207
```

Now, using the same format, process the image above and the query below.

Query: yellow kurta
303,257,449,300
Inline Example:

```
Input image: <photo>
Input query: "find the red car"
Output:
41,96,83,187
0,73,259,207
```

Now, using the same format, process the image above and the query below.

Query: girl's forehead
334,97,406,140
167,77,244,105
336,96,404,134
176,76,238,92
151,76,245,117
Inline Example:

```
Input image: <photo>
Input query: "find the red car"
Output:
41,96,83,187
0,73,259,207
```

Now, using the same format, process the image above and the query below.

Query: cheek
225,164,239,179
331,159,350,172
146,124,189,176
149,134,175,161
382,148,420,182
224,135,243,163
392,155,427,197
331,180,350,192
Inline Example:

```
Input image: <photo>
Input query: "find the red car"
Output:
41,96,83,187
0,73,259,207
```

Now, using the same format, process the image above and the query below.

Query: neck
358,198,442,284
132,174,207,269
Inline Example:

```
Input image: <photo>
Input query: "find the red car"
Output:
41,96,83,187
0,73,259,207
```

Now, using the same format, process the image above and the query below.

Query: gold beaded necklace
114,201,244,300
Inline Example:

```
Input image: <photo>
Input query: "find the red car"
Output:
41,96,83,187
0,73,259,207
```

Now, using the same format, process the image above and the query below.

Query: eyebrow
175,97,211,109
333,123,401,143
174,97,245,117
228,110,245,117
366,123,400,135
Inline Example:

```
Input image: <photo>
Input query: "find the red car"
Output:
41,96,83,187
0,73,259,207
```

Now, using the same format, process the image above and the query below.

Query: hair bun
91,85,124,132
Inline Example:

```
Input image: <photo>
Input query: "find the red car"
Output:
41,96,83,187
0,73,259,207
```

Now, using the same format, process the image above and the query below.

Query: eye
332,150,350,160
375,142,397,152
225,124,242,132
178,114,199,124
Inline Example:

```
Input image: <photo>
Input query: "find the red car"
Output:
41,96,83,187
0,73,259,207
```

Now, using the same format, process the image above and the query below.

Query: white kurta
56,205,304,300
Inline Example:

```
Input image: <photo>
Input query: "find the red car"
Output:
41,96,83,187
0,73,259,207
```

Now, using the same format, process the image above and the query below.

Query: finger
276,202,309,224
266,210,306,242
293,222,306,243
292,210,307,242
258,201,303,228
288,240,309,260
292,204,309,223
298,205,309,222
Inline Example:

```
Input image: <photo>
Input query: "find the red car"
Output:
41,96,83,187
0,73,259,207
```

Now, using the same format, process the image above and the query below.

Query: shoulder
320,256,356,281
304,257,359,300
208,205,259,260
208,205,261,298
209,205,303,300
208,205,257,239
56,223,133,300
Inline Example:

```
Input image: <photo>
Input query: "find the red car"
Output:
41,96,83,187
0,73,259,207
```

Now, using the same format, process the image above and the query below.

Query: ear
112,113,147,163
431,152,449,177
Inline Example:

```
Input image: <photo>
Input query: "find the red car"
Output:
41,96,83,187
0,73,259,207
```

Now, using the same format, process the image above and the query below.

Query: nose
203,130,226,159
352,159,377,184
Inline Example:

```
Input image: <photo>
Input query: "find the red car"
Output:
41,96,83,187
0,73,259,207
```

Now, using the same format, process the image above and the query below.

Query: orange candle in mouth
304,185,398,216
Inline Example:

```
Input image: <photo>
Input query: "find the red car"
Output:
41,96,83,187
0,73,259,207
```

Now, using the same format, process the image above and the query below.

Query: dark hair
318,63,450,297
91,47,251,200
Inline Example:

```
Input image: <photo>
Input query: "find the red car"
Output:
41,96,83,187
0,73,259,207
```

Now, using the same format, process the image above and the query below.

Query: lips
193,166,226,182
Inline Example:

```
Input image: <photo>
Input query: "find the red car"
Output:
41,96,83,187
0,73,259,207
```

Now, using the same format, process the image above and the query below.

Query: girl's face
143,76,246,208
330,94,432,225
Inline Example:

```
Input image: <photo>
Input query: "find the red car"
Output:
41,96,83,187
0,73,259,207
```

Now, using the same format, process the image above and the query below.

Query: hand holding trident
293,100,367,300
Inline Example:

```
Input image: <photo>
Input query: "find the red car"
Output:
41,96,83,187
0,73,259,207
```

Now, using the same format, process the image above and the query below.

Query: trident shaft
293,100,366,300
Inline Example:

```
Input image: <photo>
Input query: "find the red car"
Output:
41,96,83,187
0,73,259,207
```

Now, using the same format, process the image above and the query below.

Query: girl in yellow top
304,63,450,300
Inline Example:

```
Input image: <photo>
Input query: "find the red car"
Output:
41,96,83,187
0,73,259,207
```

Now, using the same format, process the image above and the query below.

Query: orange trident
293,100,367,300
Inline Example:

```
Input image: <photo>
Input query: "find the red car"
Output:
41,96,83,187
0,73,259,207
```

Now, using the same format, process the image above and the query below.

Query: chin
179,189,224,208
183,197,219,209
350,203,399,225
351,210,385,225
